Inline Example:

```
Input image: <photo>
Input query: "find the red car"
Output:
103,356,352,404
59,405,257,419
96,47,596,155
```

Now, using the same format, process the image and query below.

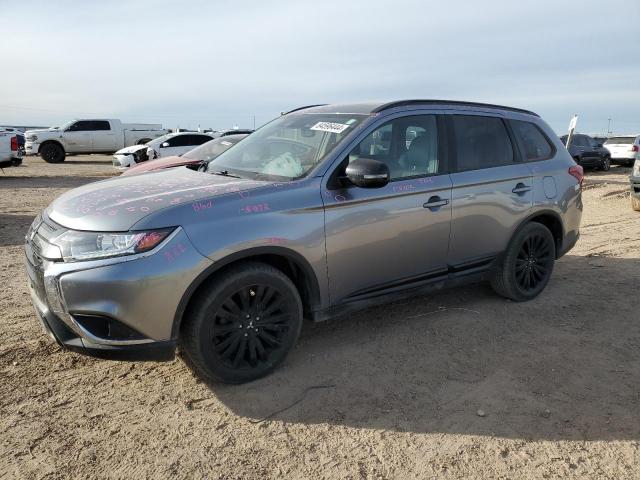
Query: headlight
26,135,37,142
54,228,174,262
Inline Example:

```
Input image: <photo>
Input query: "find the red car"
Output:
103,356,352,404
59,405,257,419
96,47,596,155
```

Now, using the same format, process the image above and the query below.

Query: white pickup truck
0,129,24,168
25,119,166,163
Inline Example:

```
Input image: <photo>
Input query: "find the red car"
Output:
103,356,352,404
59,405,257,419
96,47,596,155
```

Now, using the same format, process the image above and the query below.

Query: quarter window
348,115,439,180
452,115,514,171
510,120,554,161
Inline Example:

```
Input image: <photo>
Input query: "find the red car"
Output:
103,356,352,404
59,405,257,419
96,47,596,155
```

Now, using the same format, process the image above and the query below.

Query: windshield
183,135,246,162
206,113,368,179
605,136,635,145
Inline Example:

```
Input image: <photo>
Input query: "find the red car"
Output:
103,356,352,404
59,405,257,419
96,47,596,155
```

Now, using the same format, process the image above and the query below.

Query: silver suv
25,101,583,383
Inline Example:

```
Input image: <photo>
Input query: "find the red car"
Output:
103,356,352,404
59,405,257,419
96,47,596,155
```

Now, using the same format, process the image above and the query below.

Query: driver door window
64,121,93,151
348,115,439,180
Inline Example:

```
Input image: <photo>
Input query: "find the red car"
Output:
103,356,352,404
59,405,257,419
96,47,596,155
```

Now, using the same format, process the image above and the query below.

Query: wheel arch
511,210,564,259
172,246,322,338
38,139,65,154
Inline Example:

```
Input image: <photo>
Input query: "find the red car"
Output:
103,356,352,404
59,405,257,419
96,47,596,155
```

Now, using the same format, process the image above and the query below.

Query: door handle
512,183,531,195
423,196,449,210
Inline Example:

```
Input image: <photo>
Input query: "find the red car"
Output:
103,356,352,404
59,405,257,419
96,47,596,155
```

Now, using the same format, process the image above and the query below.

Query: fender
171,246,323,338
507,209,565,259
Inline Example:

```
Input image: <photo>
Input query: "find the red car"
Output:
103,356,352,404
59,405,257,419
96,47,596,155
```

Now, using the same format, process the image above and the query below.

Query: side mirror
596,143,603,148
161,142,170,148
345,158,390,188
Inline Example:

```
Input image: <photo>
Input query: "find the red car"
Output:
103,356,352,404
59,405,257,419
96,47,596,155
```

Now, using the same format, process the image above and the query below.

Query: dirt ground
1,155,639,480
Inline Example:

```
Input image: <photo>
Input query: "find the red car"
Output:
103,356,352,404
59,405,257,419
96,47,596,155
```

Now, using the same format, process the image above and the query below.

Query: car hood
25,127,59,136
122,156,195,176
47,167,269,231
115,144,148,155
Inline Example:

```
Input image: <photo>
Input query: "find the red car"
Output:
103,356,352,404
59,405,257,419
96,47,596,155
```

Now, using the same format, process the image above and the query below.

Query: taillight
10,136,18,151
568,165,584,187
632,145,639,152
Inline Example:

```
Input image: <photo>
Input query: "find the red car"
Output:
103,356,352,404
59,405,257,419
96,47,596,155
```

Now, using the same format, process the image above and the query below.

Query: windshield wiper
211,169,242,178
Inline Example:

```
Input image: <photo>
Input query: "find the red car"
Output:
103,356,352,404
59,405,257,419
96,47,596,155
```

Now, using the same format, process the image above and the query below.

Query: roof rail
371,100,539,117
281,104,328,115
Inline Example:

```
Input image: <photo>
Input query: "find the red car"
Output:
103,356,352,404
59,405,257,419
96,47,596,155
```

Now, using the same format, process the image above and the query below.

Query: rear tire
491,222,556,302
632,196,640,212
625,159,635,167
180,262,303,384
40,142,65,163
599,156,611,171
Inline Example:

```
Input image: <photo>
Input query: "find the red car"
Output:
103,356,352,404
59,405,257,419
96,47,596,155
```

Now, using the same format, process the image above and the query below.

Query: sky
1,0,639,135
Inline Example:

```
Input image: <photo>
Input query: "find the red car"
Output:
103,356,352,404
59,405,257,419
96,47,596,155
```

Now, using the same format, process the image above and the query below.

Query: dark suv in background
26,100,583,383
560,133,611,170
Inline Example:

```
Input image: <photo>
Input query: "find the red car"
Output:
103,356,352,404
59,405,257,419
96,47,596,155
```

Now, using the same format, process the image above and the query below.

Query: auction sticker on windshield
310,122,350,134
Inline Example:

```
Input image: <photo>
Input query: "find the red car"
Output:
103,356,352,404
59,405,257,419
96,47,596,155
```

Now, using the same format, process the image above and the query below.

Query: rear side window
509,120,554,161
90,120,111,131
452,115,514,171
189,135,212,146
573,135,588,148
605,137,635,145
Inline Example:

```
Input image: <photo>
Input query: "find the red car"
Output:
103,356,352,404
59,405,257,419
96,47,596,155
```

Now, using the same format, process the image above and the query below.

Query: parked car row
121,133,249,175
560,133,639,171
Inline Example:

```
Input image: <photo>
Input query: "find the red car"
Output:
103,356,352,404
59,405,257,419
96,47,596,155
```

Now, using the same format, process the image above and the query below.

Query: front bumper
25,142,40,155
112,154,135,168
25,215,213,360
30,290,176,361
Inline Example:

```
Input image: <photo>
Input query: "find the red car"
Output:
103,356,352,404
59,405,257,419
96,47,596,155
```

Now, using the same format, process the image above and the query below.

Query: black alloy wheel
514,232,554,294
210,284,293,370
491,222,556,302
40,143,65,163
181,262,303,383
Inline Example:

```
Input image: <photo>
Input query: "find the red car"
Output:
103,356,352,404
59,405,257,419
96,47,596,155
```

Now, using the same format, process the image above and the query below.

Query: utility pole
607,118,612,136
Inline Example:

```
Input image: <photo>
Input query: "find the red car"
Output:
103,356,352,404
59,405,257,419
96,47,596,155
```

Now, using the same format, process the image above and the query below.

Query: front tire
40,142,65,163
180,262,303,384
600,156,611,171
491,222,556,302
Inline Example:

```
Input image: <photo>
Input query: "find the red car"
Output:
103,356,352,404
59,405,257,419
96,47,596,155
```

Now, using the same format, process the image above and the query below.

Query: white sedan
112,132,214,168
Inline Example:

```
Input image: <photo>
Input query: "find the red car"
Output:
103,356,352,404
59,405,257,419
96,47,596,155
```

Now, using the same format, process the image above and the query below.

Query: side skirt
310,257,495,322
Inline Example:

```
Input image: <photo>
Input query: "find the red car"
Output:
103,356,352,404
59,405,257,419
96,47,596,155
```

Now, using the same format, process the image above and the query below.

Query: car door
582,136,602,161
323,113,452,303
63,120,93,152
447,113,533,267
573,135,590,160
89,120,117,152
157,135,187,157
